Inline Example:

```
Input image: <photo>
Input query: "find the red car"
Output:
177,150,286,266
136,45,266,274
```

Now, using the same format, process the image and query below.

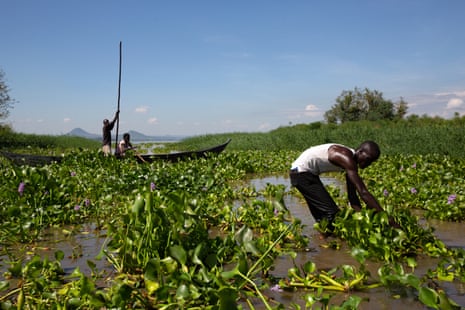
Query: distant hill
66,128,184,142
67,128,100,140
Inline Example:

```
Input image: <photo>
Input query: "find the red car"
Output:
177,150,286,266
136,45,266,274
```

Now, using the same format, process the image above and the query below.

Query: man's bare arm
328,145,384,213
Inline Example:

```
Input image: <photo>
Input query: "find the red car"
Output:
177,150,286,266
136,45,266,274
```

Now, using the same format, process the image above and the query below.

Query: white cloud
135,106,149,113
63,118,71,123
404,90,465,118
304,104,322,117
147,117,158,124
435,91,465,97
446,98,464,109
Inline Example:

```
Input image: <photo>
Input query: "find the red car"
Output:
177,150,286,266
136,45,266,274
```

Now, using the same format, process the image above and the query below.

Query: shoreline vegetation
2,116,464,156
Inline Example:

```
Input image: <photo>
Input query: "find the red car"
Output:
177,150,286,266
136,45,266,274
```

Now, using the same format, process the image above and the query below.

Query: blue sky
2,1,465,136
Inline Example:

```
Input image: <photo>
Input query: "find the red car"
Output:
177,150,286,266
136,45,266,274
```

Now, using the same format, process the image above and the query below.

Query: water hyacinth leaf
80,275,96,295
234,225,260,255
405,274,421,290
69,267,83,278
437,271,454,282
418,286,440,309
406,257,417,270
221,264,240,280
145,279,160,295
272,200,288,213
342,265,356,278
176,283,190,300
218,287,238,310
169,245,187,266
8,261,22,277
197,266,213,283
131,195,145,215
303,261,316,274
0,281,9,291
192,243,204,266
351,247,368,263
54,250,65,261
160,256,178,274
144,258,161,281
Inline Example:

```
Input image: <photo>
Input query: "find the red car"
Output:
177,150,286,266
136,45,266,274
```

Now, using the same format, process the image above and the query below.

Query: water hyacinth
84,198,91,206
383,189,389,197
70,171,77,177
270,284,283,292
411,188,417,194
18,182,25,196
74,205,81,211
150,182,156,191
447,194,457,204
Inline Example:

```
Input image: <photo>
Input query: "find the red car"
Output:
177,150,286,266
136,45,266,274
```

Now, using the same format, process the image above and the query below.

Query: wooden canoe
1,139,231,166
0,151,64,166
134,139,231,163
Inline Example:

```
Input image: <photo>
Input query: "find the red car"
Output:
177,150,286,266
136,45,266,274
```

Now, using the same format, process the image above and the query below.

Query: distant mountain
66,128,184,142
67,128,100,140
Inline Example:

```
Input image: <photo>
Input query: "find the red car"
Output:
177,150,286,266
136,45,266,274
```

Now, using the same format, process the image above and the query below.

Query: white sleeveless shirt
291,143,354,175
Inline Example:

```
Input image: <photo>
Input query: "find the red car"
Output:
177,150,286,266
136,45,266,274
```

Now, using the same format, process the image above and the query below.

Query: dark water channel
1,175,464,309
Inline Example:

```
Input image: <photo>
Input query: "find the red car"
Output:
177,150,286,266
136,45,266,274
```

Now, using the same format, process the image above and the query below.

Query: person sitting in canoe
116,133,134,156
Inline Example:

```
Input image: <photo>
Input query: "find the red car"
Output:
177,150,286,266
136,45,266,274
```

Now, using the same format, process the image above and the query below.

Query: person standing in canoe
102,110,119,156
290,141,399,231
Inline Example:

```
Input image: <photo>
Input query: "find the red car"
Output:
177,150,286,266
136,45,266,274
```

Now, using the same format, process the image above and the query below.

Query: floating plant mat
1,174,465,308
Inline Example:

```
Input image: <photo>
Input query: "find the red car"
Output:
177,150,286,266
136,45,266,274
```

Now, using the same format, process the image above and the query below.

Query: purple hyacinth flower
383,189,389,197
18,182,25,196
74,205,81,211
270,284,283,292
447,194,457,204
410,188,417,194
84,198,91,206
150,182,156,191
70,171,76,177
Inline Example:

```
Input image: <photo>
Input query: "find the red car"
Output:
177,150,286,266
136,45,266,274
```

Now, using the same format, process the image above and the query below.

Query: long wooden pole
114,41,122,154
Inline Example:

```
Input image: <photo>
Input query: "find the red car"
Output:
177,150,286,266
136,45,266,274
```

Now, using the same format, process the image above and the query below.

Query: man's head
103,119,109,126
123,133,130,140
355,141,380,169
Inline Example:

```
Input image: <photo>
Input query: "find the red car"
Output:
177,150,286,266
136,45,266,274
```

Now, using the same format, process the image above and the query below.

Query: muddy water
1,175,465,308
251,175,465,309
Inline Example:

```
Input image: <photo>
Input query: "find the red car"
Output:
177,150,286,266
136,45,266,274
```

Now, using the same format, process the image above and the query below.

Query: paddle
114,41,122,155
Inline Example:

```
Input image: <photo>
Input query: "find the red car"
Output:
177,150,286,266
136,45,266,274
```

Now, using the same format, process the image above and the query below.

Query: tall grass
0,125,100,152
2,116,464,157
179,116,465,157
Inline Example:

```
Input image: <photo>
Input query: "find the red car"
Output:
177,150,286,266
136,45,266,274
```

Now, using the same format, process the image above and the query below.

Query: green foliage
177,116,465,158
0,127,100,151
324,87,407,123
0,69,15,120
